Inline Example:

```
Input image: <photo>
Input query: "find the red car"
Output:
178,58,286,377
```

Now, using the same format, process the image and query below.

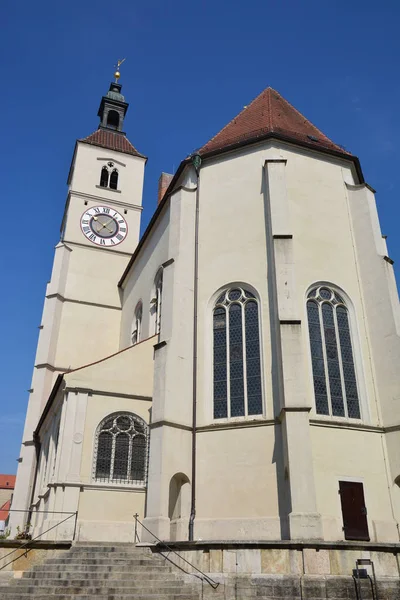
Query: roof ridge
199,87,268,152
269,88,335,143
79,128,146,158
198,85,350,157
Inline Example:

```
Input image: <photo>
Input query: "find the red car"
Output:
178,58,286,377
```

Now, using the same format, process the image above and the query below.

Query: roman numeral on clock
88,234,97,242
102,207,110,214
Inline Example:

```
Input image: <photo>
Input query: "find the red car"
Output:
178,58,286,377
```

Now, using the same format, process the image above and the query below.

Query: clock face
80,205,128,247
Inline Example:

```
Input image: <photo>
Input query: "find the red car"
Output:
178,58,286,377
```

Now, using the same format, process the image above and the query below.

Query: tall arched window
132,302,142,345
151,270,163,336
107,110,120,129
213,287,263,419
109,169,119,190
94,413,148,484
100,166,109,187
307,285,361,419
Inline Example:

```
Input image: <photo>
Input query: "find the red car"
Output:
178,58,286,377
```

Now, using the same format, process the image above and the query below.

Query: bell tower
98,81,128,132
11,72,147,531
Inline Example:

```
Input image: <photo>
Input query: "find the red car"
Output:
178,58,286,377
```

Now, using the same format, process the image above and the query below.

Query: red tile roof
0,474,15,489
80,129,146,158
199,87,351,157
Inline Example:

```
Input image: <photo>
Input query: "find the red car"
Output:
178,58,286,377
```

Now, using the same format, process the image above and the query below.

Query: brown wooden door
339,481,370,541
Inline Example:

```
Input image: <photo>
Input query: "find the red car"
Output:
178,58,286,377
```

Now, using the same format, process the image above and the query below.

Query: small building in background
0,475,15,534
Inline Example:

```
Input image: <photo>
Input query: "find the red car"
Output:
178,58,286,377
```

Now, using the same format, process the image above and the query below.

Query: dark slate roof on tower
198,87,351,157
79,129,145,158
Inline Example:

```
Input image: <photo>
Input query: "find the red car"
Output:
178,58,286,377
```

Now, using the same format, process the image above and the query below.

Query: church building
10,75,400,548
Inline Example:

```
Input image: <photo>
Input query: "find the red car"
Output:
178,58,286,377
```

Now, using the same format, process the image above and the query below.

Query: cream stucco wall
15,115,399,547
120,204,171,346
310,425,398,542
137,139,398,542
12,135,146,533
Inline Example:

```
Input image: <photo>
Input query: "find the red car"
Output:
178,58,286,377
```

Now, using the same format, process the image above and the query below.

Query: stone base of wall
184,573,400,600
145,541,400,598
0,541,70,573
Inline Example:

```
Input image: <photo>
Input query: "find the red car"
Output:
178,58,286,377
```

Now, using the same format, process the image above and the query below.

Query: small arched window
213,287,263,419
107,110,119,129
94,413,148,484
109,169,119,190
100,166,109,188
307,285,361,419
151,270,163,336
132,302,142,345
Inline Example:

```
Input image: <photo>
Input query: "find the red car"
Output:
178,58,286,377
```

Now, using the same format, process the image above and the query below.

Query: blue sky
1,1,399,473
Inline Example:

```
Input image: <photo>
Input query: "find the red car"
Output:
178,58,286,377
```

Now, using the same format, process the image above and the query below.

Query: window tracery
306,285,361,419
213,287,263,419
94,413,148,484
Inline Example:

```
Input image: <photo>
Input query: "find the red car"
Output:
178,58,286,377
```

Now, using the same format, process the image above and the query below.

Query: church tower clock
11,76,146,529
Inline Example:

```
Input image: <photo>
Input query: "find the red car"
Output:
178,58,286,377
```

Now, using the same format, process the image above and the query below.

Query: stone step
0,594,198,600
67,552,163,561
46,554,170,566
1,584,194,594
69,548,153,554
15,578,195,589
31,563,174,573
25,571,181,581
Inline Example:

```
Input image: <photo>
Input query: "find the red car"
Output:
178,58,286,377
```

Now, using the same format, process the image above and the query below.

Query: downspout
189,154,202,541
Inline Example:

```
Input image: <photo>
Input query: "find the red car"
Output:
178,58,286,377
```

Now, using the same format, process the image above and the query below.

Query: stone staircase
0,543,202,599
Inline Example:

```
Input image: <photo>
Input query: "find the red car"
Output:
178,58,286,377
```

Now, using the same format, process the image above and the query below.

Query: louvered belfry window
307,286,361,419
94,413,148,484
213,287,263,419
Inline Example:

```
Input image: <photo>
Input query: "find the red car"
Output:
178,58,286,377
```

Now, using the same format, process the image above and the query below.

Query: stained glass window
213,287,263,419
307,286,361,419
94,413,148,483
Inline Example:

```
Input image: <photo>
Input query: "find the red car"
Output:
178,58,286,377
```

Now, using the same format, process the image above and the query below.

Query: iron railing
133,513,219,589
0,510,77,572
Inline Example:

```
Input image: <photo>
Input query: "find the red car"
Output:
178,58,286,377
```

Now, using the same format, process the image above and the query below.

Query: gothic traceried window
307,285,361,419
100,166,109,188
213,287,263,419
132,302,142,345
110,169,119,190
94,413,148,484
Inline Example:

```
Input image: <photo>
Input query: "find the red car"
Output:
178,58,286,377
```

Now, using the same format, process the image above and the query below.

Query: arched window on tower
151,269,163,336
109,169,119,190
132,302,142,345
94,413,148,484
100,166,109,188
213,286,263,419
107,110,120,130
306,285,361,419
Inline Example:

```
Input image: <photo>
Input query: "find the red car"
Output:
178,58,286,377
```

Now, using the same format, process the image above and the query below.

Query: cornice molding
45,292,121,311
69,189,143,212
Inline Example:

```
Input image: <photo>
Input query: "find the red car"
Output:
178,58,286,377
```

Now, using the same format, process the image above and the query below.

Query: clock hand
92,215,114,234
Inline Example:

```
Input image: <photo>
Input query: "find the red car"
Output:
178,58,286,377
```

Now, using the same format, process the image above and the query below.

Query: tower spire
97,74,129,133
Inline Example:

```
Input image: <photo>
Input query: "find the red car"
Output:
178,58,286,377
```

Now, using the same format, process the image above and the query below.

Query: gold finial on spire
114,58,126,82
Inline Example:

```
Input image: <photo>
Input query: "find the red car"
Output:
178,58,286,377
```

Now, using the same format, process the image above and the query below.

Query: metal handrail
0,510,77,571
133,513,219,589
